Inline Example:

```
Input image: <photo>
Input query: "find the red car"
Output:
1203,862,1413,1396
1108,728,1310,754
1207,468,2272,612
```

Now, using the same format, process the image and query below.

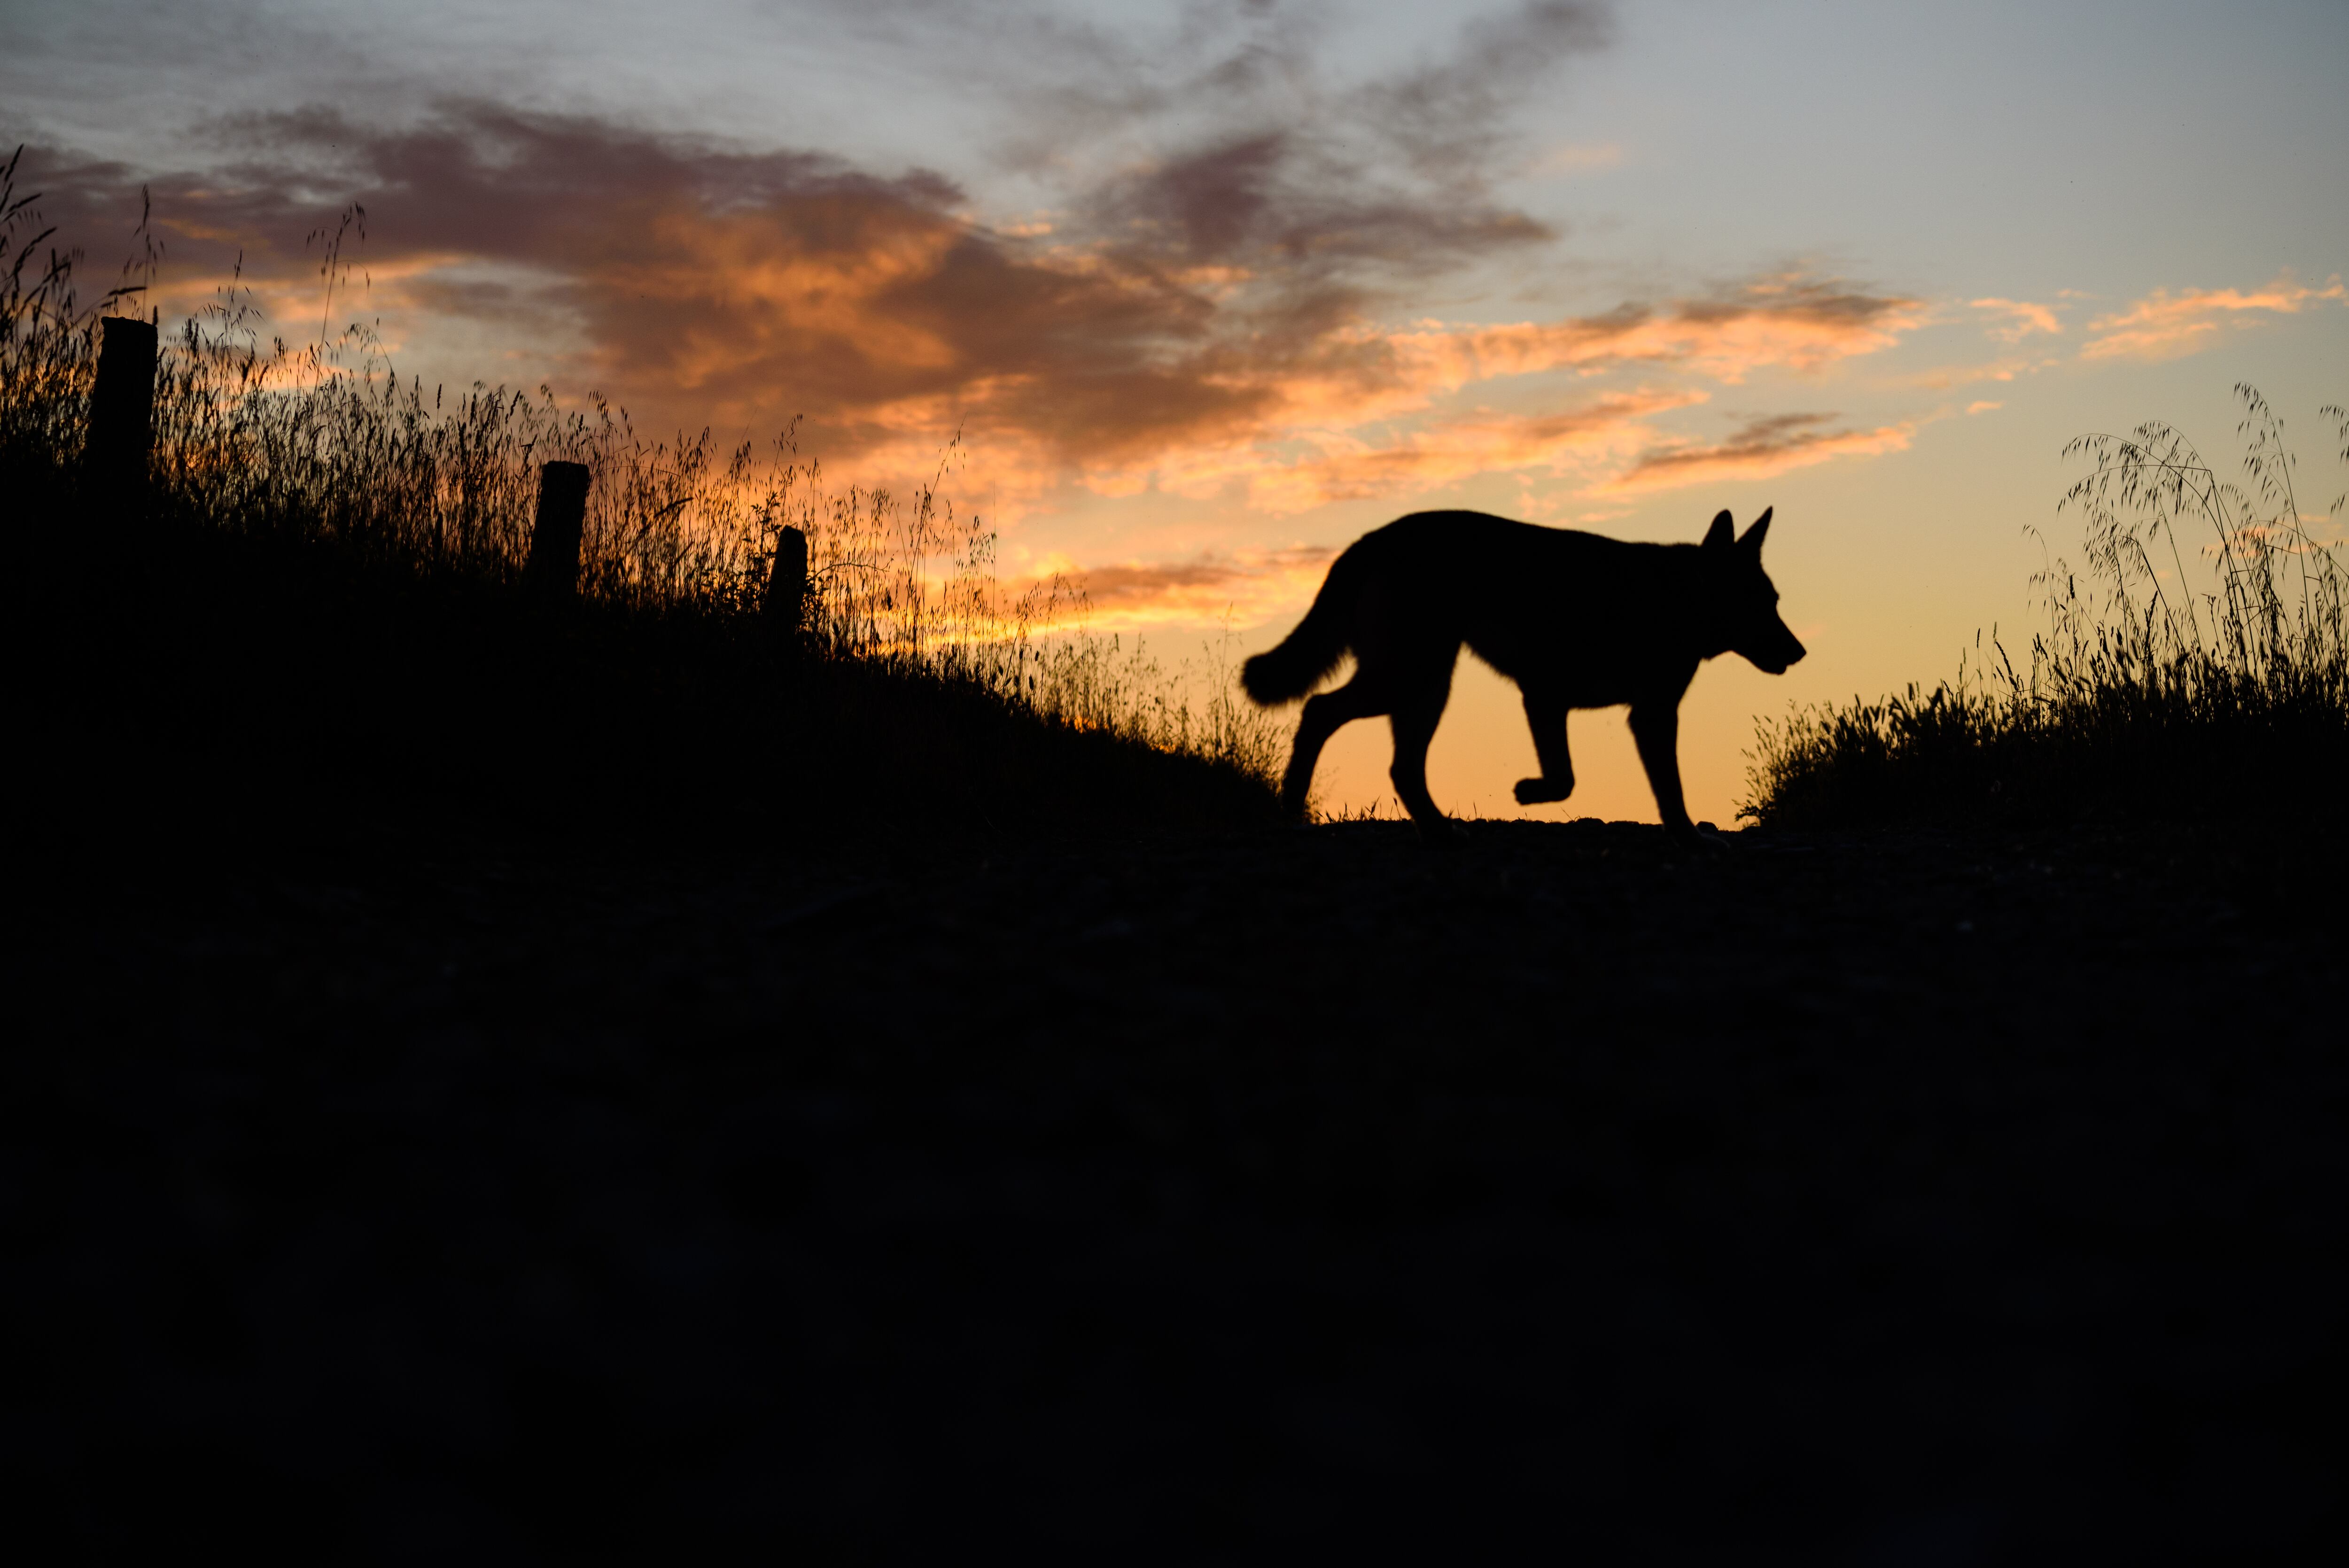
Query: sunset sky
8,0,2344,822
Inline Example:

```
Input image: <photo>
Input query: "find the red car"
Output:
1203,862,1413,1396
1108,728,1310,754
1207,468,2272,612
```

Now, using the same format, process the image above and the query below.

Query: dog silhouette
1243,508,1805,840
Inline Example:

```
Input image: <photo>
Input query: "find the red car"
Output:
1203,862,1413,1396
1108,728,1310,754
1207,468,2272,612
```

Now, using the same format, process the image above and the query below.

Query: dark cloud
196,101,959,266
1628,413,1842,475
28,9,1941,511
1365,1,1616,177
19,98,1931,516
1676,277,1913,333
6,47,1601,474
1605,411,1918,494
1110,131,1287,259
4,148,165,288
1091,128,1553,276
1063,4,1610,279
13,108,1288,461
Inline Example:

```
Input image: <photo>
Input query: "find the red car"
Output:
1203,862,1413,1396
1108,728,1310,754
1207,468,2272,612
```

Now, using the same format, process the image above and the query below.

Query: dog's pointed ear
1739,506,1773,554
1703,509,1734,550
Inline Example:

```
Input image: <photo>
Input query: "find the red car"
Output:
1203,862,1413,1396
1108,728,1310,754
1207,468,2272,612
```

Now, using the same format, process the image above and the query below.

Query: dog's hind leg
1281,677,1384,819
1512,687,1575,805
1387,667,1460,841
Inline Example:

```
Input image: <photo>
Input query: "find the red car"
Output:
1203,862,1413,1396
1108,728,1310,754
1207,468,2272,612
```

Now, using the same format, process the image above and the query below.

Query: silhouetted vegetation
2,156,1286,861
1744,385,2349,828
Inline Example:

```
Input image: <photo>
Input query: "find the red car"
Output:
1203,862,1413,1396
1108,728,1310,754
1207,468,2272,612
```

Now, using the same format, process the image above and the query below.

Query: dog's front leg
1513,689,1575,805
1628,701,1719,848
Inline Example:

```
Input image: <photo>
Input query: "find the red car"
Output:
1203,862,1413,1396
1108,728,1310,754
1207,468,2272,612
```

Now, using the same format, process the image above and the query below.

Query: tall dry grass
1743,385,2349,827
1,156,1290,794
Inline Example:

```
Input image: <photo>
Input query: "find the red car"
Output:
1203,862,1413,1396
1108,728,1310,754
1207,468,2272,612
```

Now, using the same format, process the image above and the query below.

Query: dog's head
1700,507,1806,675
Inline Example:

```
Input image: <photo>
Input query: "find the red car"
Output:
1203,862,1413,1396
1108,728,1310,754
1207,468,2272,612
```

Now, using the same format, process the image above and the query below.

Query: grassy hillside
12,466,1285,874
2,164,1285,868
1743,387,2349,829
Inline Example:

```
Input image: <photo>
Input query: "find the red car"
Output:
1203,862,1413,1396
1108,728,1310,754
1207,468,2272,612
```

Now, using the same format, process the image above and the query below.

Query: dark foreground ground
8,816,2347,1563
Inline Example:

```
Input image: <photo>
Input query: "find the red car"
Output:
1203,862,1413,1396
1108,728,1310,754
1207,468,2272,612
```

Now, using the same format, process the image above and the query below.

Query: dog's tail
1241,547,1361,706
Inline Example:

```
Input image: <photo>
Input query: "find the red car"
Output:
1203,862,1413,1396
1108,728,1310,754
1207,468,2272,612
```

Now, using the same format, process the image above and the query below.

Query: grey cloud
6,111,1281,461
1617,413,1843,480
1018,3,1611,279
2,5,1626,473
1364,1,1616,177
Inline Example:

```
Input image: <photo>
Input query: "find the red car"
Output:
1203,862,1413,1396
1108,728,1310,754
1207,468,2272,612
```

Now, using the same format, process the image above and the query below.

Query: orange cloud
1597,412,1916,495
1036,546,1340,629
2081,273,2346,360
1392,274,1924,389
1909,355,2056,390
1970,297,2063,342
1239,389,1703,513
797,275,1906,516
25,107,1929,538
1026,387,1701,517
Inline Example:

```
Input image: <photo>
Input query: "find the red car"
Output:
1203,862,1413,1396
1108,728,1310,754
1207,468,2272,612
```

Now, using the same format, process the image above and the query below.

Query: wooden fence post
523,461,591,601
765,524,809,641
87,316,158,484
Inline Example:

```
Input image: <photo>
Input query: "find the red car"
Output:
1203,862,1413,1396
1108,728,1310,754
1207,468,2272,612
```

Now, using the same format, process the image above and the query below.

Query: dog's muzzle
1758,633,1806,675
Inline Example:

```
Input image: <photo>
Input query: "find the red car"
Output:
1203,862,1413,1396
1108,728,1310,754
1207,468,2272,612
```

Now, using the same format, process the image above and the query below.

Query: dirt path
10,821,2345,1561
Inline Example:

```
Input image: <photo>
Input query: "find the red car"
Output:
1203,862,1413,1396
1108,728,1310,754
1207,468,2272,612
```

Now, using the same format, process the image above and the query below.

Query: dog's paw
1672,823,1733,854
1513,776,1573,806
